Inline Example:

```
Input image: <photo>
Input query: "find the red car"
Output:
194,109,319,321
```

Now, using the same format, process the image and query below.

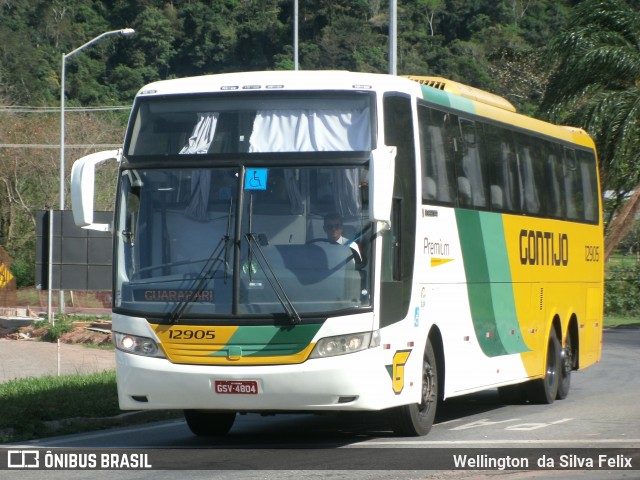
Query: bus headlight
309,330,380,358
113,332,164,358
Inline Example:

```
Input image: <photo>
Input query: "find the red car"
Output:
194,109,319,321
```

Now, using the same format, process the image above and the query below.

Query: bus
70,70,603,437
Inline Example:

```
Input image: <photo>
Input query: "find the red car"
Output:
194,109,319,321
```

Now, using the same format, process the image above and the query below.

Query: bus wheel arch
429,327,445,404
388,327,443,436
184,410,236,436
525,318,562,404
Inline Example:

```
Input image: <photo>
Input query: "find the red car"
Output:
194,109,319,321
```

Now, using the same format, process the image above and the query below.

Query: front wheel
389,338,439,436
184,410,236,436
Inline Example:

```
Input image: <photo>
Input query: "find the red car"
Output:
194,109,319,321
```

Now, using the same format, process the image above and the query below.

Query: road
3,328,639,480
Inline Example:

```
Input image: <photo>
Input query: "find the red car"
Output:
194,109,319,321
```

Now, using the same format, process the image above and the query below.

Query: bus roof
404,75,517,113
135,70,595,150
136,70,421,97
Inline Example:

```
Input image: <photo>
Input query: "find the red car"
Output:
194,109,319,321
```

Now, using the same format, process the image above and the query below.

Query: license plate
214,380,259,395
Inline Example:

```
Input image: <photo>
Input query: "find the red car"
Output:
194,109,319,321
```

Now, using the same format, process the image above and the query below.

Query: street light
60,28,135,212
56,28,134,313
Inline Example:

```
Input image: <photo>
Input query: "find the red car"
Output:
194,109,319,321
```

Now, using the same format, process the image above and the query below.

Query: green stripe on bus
420,85,476,115
456,210,529,357
209,324,321,357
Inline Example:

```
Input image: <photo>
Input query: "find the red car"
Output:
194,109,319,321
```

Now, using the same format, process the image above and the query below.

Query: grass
0,371,120,442
603,315,640,329
0,370,178,443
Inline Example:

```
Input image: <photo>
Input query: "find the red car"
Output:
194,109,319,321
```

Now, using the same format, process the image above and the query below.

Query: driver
323,212,361,260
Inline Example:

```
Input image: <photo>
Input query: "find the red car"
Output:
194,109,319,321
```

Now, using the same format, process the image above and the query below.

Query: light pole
294,0,298,70
389,0,397,75
57,28,134,313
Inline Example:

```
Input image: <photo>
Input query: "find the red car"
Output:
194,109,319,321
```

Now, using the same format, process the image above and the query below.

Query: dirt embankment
0,320,112,345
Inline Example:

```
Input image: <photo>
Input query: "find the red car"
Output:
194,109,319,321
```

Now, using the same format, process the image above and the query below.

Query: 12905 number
168,329,216,340
585,245,600,262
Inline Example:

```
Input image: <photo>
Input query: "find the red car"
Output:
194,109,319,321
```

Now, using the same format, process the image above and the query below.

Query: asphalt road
3,328,639,480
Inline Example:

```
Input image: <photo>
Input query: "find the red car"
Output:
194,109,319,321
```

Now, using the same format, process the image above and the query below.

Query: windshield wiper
244,193,301,325
245,232,302,325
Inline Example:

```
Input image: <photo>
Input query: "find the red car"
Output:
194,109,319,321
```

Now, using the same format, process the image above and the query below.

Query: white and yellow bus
71,71,603,436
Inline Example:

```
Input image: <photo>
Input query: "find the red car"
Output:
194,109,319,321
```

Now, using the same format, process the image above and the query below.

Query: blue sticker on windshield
245,168,268,190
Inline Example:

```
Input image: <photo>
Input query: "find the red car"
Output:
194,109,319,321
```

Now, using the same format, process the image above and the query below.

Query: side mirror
369,146,396,229
70,149,121,230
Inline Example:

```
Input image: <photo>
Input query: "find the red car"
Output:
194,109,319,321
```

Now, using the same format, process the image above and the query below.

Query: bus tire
557,333,572,400
184,410,236,436
526,332,561,404
389,338,438,436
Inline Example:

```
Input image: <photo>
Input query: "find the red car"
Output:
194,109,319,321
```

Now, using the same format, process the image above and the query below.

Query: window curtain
284,169,304,215
248,108,370,152
547,155,563,217
461,139,486,207
428,126,453,203
249,108,370,217
520,147,541,213
179,112,219,154
331,168,360,218
500,143,516,211
180,112,219,220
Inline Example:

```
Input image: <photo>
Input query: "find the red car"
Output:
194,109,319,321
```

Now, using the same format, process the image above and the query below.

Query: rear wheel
389,338,438,436
526,332,561,404
184,410,236,436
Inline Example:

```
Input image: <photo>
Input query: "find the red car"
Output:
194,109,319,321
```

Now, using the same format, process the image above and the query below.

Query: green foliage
9,251,34,289
33,315,76,342
0,0,572,107
605,261,640,315
0,109,124,288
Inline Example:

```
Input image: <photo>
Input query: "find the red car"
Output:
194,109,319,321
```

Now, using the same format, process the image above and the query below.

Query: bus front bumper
114,348,408,412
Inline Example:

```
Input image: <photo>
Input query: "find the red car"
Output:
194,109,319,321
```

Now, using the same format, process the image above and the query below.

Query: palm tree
539,0,640,259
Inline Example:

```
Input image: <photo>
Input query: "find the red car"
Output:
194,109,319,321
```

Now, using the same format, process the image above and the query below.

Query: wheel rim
561,336,572,377
418,361,436,418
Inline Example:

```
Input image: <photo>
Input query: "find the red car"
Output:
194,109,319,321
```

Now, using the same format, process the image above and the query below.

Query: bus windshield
114,164,371,320
126,93,372,156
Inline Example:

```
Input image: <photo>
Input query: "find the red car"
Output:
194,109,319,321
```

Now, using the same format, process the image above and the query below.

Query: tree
539,0,640,258
417,0,445,37
173,2,237,75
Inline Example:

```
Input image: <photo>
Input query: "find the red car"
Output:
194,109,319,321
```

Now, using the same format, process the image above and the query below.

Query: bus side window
419,107,455,205
418,105,436,201
544,145,565,219
457,118,487,209
514,133,542,215
563,148,582,220
483,124,518,213
418,105,454,205
577,151,599,222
